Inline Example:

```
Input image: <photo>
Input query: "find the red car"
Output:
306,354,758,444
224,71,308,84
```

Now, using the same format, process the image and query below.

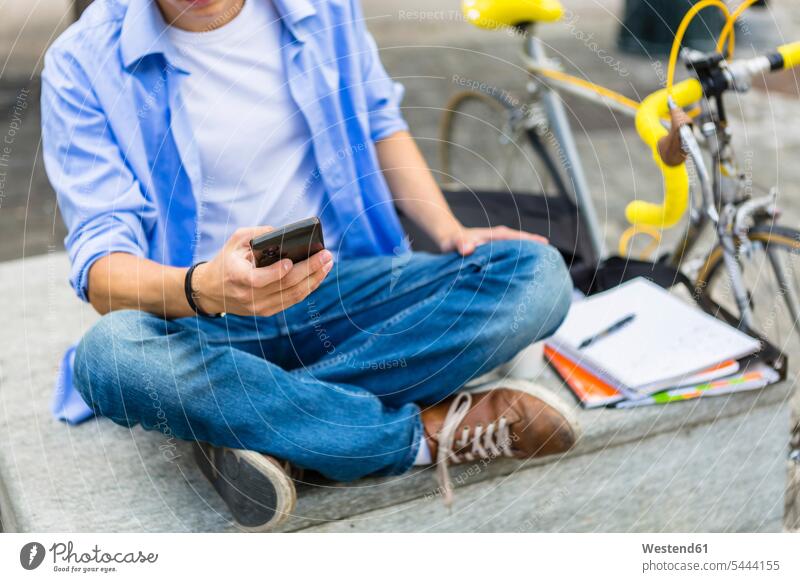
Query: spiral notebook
546,278,762,399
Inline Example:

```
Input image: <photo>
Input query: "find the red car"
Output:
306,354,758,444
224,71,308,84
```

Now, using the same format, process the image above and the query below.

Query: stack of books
545,278,780,409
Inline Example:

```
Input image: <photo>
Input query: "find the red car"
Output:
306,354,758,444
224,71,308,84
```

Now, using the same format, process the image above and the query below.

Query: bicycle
440,0,800,358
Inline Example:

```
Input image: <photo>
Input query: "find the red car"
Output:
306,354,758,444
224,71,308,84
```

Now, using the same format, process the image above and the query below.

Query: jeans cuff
377,403,424,477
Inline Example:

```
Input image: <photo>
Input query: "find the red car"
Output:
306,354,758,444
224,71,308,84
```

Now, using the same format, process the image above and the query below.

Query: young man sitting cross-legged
42,0,578,531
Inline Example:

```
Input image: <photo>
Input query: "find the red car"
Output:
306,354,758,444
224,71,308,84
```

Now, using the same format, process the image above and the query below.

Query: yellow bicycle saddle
462,0,564,30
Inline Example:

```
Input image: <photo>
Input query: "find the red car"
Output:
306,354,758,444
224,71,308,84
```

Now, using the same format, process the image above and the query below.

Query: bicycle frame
519,24,770,331
520,28,609,261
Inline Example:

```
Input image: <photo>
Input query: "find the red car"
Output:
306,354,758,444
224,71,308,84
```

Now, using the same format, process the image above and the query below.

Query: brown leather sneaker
193,442,297,532
421,380,579,505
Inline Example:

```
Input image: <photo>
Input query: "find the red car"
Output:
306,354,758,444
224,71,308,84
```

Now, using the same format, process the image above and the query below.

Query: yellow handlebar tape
625,78,703,229
777,42,800,70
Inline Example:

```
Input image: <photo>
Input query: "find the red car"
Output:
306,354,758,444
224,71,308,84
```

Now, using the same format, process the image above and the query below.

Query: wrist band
184,262,223,318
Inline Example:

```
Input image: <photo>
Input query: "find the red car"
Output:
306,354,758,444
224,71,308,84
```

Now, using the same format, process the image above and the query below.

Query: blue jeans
73,241,571,481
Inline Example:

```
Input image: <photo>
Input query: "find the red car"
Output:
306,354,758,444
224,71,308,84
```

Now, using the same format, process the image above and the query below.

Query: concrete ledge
0,253,792,532
304,404,789,532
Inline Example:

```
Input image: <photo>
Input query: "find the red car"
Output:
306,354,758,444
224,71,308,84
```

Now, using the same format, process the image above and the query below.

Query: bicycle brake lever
657,98,694,167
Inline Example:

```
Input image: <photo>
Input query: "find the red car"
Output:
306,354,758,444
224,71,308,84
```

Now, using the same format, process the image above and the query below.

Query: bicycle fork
719,223,756,330
682,124,756,330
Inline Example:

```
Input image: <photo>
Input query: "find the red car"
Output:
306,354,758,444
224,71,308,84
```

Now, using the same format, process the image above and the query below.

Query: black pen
578,314,636,350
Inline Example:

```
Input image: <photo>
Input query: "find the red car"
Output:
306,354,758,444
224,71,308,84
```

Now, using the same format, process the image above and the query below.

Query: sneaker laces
435,392,514,507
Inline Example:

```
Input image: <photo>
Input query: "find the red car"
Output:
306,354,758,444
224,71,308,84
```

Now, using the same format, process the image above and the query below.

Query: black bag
570,255,693,296
400,188,596,278
399,188,688,295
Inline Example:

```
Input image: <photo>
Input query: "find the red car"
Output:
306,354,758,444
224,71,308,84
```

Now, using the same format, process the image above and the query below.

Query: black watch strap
184,262,224,318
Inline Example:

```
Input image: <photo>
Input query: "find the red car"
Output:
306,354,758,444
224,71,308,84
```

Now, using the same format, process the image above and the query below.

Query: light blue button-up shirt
41,0,410,302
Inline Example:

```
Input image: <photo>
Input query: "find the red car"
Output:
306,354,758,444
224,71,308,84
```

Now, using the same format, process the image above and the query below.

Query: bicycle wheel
695,224,800,354
439,90,556,194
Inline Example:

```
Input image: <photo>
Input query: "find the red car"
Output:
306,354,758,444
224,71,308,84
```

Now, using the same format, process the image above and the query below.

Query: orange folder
544,345,623,408
545,345,739,408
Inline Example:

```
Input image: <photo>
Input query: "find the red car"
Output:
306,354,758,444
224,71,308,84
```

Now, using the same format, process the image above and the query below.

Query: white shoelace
435,392,515,506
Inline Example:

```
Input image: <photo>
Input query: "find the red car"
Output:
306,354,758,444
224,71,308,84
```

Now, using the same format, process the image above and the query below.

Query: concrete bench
0,252,792,532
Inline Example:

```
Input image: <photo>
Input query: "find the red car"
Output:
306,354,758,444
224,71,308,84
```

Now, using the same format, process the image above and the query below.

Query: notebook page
550,278,761,391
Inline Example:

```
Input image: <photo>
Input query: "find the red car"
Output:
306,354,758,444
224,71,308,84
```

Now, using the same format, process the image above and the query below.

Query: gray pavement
0,1,71,77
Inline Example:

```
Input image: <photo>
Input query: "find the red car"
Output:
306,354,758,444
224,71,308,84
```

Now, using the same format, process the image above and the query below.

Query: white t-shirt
167,0,327,261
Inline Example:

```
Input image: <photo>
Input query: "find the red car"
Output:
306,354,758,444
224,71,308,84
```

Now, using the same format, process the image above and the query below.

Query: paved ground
0,1,71,76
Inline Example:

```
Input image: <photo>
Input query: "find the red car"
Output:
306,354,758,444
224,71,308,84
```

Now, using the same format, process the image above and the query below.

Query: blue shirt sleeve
41,48,154,302
350,1,409,142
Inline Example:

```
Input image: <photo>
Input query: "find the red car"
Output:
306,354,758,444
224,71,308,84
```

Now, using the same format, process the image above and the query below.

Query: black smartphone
250,217,325,268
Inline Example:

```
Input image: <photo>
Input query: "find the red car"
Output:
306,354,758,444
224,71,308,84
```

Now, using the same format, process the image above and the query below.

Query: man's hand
192,226,334,316
436,224,549,256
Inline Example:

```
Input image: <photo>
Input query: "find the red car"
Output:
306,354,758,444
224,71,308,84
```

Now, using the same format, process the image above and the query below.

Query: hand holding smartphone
250,217,325,268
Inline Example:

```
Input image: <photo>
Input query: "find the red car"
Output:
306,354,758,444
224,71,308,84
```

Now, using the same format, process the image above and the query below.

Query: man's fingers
247,258,293,288
452,227,550,254
253,259,331,314
271,250,333,290
488,226,550,245
246,249,332,289
279,255,331,298
456,238,476,256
